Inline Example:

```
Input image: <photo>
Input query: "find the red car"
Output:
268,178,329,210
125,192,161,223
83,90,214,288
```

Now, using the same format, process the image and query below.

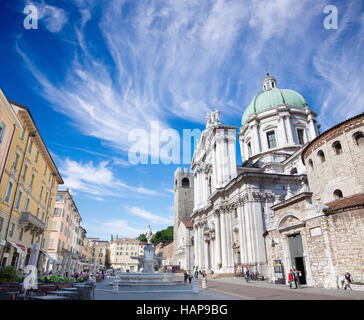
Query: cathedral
173,73,364,288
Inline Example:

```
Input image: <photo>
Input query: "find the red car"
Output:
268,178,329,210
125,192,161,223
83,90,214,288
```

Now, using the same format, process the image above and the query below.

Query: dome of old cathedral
241,73,308,125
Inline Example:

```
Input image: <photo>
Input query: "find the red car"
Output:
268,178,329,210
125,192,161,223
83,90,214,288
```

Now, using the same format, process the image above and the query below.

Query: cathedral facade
176,73,320,276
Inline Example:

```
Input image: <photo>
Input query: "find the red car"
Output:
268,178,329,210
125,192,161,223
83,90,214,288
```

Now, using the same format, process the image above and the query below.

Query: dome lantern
262,72,277,91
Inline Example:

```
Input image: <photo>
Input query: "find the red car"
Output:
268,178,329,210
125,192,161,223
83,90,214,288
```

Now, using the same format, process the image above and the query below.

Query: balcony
19,211,46,236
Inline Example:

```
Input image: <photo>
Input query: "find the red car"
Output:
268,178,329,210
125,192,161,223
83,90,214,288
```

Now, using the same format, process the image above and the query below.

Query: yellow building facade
0,99,63,270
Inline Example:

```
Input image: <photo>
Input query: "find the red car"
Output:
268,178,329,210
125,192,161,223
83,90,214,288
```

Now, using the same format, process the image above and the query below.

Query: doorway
288,233,307,285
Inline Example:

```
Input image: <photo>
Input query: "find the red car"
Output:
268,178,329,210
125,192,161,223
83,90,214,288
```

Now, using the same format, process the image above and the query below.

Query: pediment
279,215,300,228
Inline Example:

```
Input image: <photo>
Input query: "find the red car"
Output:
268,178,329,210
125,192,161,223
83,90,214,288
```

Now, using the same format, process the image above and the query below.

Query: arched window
181,178,190,188
353,131,364,146
332,141,342,154
317,150,325,162
333,189,343,200
308,159,314,169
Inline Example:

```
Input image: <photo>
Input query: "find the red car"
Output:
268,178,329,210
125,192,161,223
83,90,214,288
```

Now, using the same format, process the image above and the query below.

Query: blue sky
1,0,363,240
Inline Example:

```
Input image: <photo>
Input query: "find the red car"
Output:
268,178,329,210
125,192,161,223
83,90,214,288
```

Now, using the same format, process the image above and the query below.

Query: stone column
225,211,234,269
204,239,209,270
214,213,222,268
220,211,228,269
193,174,198,210
215,136,223,187
285,116,294,144
212,145,217,191
308,115,317,141
228,136,237,180
237,205,247,265
194,225,198,269
244,203,254,265
279,116,288,145
251,122,261,155
210,237,215,269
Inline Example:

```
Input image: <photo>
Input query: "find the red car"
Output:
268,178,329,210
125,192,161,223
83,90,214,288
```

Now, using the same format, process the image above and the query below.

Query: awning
8,241,25,254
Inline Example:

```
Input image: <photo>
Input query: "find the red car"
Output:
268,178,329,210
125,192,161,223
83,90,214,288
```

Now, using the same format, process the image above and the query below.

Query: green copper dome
241,84,308,125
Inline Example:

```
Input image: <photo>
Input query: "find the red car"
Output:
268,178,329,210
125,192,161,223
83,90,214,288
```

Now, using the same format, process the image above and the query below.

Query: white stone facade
188,75,319,275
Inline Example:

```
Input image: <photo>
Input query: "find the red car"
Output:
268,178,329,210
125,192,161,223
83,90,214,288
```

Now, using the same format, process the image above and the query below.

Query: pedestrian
184,271,188,283
245,268,250,282
292,266,301,289
343,272,353,290
194,268,199,279
188,273,192,284
288,269,295,289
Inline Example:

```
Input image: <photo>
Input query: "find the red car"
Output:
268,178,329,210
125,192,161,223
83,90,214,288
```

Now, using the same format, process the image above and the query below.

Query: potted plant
218,263,222,270
0,266,18,283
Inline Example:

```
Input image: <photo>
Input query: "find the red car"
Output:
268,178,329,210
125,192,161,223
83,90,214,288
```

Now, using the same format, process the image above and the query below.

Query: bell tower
173,167,194,244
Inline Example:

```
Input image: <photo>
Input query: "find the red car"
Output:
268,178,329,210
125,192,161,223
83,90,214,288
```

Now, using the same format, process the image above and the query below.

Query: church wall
266,200,364,289
303,114,364,203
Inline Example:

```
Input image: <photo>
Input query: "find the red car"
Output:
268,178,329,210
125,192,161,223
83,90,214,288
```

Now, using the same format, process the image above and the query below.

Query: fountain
110,226,197,293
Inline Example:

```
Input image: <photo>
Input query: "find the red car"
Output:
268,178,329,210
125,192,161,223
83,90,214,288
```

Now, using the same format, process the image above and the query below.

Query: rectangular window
35,151,39,163
15,191,23,210
49,238,54,249
31,234,35,244
13,154,19,169
0,217,4,234
44,165,47,176
266,131,277,149
24,197,30,212
30,173,35,186
9,223,15,237
36,207,40,218
41,238,45,249
297,129,305,145
60,222,64,233
56,194,63,202
28,139,33,153
54,207,60,216
4,181,13,203
20,126,25,140
51,220,57,230
41,212,45,222
22,165,28,180
0,121,6,143
40,186,44,198
19,228,24,241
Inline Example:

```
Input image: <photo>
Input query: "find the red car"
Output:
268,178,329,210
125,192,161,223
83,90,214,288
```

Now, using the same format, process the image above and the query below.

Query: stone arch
276,212,303,230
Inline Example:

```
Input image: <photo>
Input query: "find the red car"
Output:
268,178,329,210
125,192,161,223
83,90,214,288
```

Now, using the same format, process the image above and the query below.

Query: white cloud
125,206,173,225
25,0,68,33
58,158,162,198
82,218,145,240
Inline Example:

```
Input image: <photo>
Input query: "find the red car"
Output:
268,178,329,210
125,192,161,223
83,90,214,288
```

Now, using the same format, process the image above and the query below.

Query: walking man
183,271,188,283
343,272,353,290
194,268,199,279
292,266,301,289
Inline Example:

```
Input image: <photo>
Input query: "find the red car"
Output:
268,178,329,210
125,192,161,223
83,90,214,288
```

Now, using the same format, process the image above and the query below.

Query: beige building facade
0,98,63,271
89,238,109,269
109,238,141,271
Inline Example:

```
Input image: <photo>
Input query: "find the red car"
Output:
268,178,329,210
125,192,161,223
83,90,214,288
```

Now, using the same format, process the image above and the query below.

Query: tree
110,234,114,242
136,234,147,242
151,226,173,245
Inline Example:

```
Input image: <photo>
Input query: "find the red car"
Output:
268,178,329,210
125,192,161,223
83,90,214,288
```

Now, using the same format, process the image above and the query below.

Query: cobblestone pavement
199,276,364,300
93,276,364,300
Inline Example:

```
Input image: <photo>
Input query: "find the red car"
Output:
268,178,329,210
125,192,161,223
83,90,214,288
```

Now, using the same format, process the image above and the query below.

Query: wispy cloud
82,218,145,240
58,158,162,199
125,206,173,225
16,0,364,149
24,0,68,33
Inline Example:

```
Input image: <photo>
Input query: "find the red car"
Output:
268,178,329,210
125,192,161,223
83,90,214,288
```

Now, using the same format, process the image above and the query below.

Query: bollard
192,278,199,293
202,278,207,289
113,281,119,293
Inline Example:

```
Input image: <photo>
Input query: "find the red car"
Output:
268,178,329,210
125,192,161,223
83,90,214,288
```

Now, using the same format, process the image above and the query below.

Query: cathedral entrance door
288,233,307,285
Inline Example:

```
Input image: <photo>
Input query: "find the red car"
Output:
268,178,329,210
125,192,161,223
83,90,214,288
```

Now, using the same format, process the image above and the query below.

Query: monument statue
145,225,153,244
